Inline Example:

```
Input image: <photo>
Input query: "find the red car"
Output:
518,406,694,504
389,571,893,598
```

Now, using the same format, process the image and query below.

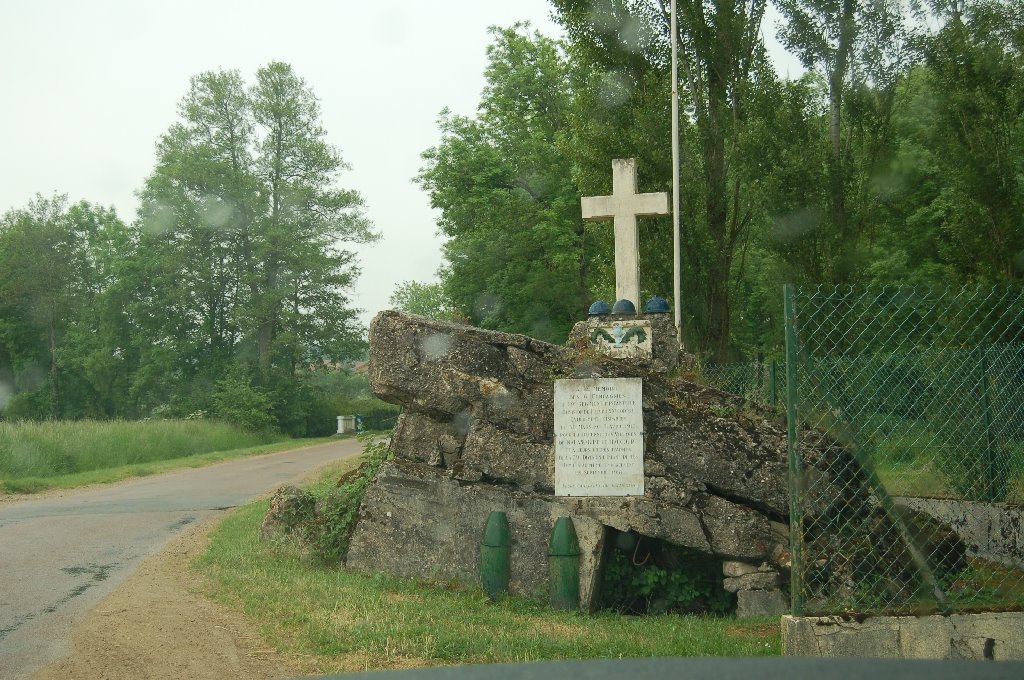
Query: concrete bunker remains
344,310,803,615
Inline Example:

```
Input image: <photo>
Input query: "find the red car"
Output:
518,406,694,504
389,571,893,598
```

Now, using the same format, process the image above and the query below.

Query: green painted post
480,511,510,601
978,345,999,501
548,517,580,611
783,284,804,615
769,360,778,407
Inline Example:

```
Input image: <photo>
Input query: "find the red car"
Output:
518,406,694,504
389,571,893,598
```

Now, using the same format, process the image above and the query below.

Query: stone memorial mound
338,309,961,616
345,311,794,612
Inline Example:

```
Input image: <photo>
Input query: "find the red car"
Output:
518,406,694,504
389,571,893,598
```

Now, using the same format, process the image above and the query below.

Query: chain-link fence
784,285,1024,615
357,407,401,431
699,359,785,408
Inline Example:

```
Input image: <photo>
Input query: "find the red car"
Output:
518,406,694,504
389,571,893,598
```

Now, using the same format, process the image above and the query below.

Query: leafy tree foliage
0,63,375,434
132,62,377,427
211,367,277,433
915,1,1024,281
4,4,1023,428
0,196,135,419
774,0,919,283
422,1,1022,359
419,10,780,356
388,280,463,321
417,26,592,343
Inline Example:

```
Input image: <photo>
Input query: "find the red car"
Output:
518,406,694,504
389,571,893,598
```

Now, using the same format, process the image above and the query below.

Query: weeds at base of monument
261,433,391,565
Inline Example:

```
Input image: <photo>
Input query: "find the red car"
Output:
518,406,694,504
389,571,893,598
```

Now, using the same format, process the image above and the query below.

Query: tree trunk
575,217,588,314
257,124,285,381
257,271,277,380
48,310,60,417
703,4,733,361
828,0,856,282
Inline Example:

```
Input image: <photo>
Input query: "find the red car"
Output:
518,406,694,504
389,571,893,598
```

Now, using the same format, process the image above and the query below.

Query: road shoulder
29,511,312,680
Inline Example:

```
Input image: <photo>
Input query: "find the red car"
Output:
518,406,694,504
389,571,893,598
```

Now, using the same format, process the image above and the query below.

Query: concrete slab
783,612,1024,660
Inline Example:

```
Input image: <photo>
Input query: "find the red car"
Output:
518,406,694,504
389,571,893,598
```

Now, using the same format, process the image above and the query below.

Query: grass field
0,419,330,493
195,457,780,674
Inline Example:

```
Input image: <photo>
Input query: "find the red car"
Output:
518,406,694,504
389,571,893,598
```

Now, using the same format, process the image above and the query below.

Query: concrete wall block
781,615,818,656
391,411,464,466
360,310,872,612
897,616,952,659
723,571,781,593
563,514,606,612
346,461,556,597
895,497,1023,569
949,613,1024,661
650,414,789,517
736,589,788,617
461,419,553,491
723,560,761,577
701,495,775,561
369,310,571,422
566,497,712,554
817,617,902,658
783,613,1024,660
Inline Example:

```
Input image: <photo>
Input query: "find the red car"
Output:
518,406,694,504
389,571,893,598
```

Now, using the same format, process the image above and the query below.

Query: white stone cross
580,158,670,309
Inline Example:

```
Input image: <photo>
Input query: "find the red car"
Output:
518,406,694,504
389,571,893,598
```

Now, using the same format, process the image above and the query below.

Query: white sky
0,1,798,326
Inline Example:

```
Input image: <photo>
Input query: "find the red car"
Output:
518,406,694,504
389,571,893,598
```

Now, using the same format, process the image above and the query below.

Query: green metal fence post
978,344,999,501
769,360,778,407
783,284,804,615
757,354,765,401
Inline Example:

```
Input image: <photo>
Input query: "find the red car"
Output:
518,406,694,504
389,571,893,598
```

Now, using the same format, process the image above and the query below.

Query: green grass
0,419,335,493
814,413,1024,503
873,449,1024,503
195,459,780,675
875,462,954,499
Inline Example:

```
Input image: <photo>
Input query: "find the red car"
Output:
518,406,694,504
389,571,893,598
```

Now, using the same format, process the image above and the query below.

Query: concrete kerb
782,612,1024,661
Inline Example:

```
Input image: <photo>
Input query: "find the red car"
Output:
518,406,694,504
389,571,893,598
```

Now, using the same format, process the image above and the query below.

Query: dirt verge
29,512,313,680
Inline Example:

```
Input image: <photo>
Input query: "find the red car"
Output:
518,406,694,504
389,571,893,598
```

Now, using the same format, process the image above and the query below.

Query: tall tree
388,280,462,321
135,69,255,409
553,0,771,359
58,202,138,418
774,0,917,281
884,0,1024,282
0,195,76,416
249,62,376,381
418,26,589,342
0,196,134,419
136,62,376,424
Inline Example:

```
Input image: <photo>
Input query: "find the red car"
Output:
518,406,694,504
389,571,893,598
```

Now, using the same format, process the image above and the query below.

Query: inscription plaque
554,378,644,496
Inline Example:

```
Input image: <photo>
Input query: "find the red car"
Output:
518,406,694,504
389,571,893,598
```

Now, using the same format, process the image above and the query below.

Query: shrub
210,370,277,433
301,434,391,564
2,390,51,421
599,533,734,615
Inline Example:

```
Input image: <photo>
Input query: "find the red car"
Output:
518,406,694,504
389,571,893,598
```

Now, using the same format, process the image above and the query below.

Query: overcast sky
0,1,798,326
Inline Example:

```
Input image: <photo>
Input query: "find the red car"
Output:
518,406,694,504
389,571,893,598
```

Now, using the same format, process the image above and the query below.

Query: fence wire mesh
785,285,1024,616
699,359,785,407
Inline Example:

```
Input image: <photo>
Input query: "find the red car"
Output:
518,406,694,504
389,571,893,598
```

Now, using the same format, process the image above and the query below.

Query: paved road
0,437,363,680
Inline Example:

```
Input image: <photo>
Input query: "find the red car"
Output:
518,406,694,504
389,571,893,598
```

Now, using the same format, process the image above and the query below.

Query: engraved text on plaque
554,378,643,496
